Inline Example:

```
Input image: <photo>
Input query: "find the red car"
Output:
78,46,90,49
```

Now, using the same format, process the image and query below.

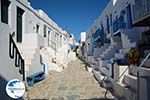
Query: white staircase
120,28,143,50
121,33,136,49
113,51,150,100
93,43,110,58
21,45,41,77
100,43,122,60
121,73,148,100
121,28,142,43
20,34,43,77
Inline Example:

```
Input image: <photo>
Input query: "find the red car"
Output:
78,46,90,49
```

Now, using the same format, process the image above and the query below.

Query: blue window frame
110,14,113,26
107,16,110,34
126,4,132,28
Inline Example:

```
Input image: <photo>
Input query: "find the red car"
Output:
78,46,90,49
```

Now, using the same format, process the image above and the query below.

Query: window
36,24,39,33
110,14,113,26
100,22,104,33
1,0,10,24
106,16,110,34
48,29,52,46
17,7,24,42
43,25,47,37
55,33,59,41
121,10,125,15
60,35,62,47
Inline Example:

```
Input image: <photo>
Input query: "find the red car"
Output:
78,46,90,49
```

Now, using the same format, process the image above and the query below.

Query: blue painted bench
27,64,46,87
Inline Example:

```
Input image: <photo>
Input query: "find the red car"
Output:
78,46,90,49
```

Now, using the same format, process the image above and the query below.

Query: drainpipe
137,53,150,100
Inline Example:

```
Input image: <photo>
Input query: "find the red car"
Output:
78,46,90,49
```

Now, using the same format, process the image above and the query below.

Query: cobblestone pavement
27,58,113,100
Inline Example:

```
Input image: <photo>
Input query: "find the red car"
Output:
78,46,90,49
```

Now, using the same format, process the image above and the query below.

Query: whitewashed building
83,0,150,100
0,0,74,99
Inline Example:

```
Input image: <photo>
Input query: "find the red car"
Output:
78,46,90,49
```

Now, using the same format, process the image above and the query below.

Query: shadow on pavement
76,55,91,71
81,98,114,100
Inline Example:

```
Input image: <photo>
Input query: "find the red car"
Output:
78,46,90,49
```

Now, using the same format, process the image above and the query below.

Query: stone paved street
27,58,113,100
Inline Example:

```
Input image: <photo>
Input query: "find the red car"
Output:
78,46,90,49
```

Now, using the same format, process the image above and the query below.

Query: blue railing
92,28,110,48
132,0,150,23
93,29,104,39
113,16,126,33
92,29,104,47
9,33,25,81
27,63,46,86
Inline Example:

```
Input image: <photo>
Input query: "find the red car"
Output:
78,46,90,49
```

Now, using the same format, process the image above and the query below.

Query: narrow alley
1,0,150,100
27,58,113,100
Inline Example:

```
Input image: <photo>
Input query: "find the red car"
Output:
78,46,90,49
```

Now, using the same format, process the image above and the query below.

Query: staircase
100,43,122,60
121,33,136,49
20,34,43,77
120,28,143,50
114,51,150,100
100,28,142,61
93,43,110,58
93,28,147,100
97,29,140,78
22,46,41,76
121,72,149,100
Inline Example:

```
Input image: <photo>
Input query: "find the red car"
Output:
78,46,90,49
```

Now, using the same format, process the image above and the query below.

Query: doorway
113,32,122,48
16,7,24,42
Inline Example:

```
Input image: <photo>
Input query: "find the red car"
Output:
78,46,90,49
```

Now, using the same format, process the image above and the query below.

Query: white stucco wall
0,0,69,81
7,0,66,50
0,23,22,81
85,0,146,54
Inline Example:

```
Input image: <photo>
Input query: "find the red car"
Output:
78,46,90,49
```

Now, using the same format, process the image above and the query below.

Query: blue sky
28,0,110,40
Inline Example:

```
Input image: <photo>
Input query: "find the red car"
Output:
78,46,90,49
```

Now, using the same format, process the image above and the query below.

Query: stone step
22,41,37,46
25,59,32,65
93,69,137,100
25,64,30,71
122,74,137,91
22,50,36,56
99,66,111,76
23,54,34,59
21,47,36,52
140,58,150,68
122,74,148,100
129,66,150,76
114,81,137,100
92,70,104,84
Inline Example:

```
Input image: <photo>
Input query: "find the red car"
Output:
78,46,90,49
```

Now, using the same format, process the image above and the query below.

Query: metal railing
132,0,150,23
137,53,150,100
9,33,25,81
48,39,56,53
113,16,126,33
117,66,129,81
115,53,150,100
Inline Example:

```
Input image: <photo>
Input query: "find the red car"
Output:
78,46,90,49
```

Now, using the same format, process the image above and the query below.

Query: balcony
93,29,103,39
113,16,126,33
132,0,150,26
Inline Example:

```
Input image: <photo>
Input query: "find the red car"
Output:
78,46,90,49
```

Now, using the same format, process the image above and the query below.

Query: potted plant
125,48,139,65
